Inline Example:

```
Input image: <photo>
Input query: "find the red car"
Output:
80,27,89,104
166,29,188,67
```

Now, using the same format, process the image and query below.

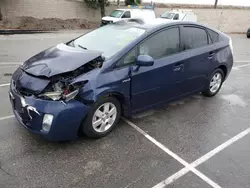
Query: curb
0,30,52,35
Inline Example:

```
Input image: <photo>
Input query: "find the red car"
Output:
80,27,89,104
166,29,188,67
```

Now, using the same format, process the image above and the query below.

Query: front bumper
9,83,90,141
100,20,113,26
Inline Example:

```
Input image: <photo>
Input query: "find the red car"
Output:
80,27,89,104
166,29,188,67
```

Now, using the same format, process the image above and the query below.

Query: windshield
161,12,175,19
110,10,124,18
70,25,145,58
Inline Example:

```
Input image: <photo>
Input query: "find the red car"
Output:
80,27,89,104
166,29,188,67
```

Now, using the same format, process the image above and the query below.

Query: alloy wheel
92,102,117,133
209,72,222,93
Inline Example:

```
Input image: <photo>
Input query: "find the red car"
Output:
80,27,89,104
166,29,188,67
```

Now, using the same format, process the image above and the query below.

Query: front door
130,26,188,111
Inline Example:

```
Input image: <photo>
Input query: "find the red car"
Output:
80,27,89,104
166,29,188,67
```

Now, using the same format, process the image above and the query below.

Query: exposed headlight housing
39,91,63,101
38,81,83,102
63,89,79,102
39,89,79,102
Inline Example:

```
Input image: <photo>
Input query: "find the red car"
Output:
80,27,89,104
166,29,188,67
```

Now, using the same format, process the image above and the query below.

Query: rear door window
181,26,208,50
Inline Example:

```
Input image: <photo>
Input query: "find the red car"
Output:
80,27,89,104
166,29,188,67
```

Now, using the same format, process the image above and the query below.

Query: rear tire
82,96,121,138
202,69,224,97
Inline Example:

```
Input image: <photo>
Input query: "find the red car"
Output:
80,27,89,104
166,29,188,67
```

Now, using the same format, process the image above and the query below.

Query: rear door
179,25,216,94
130,26,189,111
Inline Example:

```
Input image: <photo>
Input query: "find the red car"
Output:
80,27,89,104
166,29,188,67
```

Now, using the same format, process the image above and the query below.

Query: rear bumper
10,83,90,141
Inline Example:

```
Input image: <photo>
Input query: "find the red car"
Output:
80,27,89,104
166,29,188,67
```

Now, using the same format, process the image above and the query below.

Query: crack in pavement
0,161,16,177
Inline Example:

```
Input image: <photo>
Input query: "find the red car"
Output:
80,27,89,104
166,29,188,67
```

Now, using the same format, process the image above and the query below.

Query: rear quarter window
207,29,220,43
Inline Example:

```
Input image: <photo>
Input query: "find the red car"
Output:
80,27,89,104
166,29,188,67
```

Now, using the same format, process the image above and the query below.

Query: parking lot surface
1,32,250,188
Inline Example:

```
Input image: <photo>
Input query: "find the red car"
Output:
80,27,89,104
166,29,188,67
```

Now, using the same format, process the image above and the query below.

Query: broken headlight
39,82,83,102
39,91,64,101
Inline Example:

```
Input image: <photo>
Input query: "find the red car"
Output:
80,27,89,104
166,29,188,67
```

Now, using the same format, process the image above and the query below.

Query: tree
0,8,2,21
214,0,218,8
125,0,141,6
84,0,109,18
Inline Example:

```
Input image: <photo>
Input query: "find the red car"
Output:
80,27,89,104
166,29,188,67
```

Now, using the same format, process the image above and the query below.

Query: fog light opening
42,114,54,132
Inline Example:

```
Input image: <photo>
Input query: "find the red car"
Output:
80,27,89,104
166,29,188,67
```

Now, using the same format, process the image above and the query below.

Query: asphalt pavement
1,31,250,188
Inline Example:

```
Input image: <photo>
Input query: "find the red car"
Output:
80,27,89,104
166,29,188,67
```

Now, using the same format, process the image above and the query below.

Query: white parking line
235,60,250,63
153,167,190,187
0,62,21,65
191,126,250,167
153,126,250,187
233,63,250,69
0,115,14,121
122,118,222,188
0,65,18,69
0,83,10,87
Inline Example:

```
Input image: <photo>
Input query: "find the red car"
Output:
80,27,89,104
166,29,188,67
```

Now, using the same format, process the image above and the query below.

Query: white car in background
101,5,156,26
158,9,197,22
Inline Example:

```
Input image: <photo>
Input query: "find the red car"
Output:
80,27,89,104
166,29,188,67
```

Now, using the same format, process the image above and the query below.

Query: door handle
173,64,184,72
208,51,215,59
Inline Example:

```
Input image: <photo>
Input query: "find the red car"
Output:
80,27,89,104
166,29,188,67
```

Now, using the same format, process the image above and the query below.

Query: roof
113,19,184,29
136,20,180,31
112,19,216,34
112,18,169,28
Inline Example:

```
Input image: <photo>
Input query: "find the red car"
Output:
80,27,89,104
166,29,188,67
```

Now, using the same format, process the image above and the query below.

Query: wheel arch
101,92,127,114
217,64,228,80
78,91,127,137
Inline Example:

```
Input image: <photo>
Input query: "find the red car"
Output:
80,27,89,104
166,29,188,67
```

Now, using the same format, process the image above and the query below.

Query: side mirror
136,55,154,67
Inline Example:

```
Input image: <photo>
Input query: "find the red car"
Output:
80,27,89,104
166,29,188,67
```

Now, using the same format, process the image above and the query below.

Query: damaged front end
10,54,103,141
12,42,105,103
9,42,107,140
14,55,103,103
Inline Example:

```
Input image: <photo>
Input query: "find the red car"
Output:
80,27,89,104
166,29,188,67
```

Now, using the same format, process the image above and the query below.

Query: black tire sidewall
82,97,121,138
203,69,224,97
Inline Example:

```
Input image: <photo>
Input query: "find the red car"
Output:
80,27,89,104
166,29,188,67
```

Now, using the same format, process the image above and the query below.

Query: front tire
82,97,121,138
202,69,224,97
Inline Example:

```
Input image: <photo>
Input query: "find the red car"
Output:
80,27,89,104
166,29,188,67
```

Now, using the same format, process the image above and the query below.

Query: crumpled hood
22,43,102,78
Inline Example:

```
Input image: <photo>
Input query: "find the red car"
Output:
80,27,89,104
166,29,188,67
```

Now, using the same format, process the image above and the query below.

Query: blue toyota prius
9,19,233,141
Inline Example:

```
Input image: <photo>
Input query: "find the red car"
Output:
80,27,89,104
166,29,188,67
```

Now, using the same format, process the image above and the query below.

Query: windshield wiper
78,45,87,50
